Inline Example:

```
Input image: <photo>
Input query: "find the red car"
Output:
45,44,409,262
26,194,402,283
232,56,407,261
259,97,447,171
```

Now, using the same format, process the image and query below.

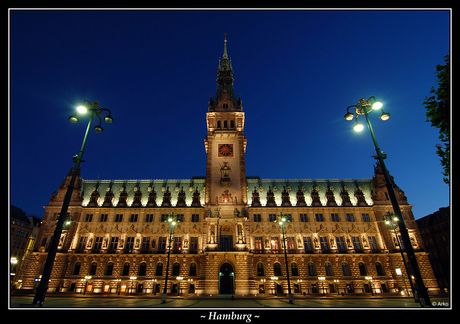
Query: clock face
218,144,233,157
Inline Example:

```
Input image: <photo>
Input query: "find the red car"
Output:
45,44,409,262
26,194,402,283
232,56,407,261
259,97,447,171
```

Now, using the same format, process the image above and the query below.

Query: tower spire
223,32,228,59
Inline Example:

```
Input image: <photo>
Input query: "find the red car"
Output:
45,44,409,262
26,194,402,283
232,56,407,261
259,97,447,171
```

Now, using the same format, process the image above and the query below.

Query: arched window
230,120,235,128
358,262,367,276
257,262,264,276
104,262,114,276
325,262,333,276
88,262,97,275
274,262,282,276
375,262,385,276
172,262,180,276
342,262,350,276
224,120,228,128
217,120,221,128
122,262,130,276
308,262,316,276
72,261,81,275
138,262,147,276
291,262,299,276
189,262,197,276
155,262,163,276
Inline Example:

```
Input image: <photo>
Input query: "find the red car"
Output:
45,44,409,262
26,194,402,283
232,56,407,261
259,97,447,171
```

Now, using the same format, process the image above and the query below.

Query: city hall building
21,39,439,297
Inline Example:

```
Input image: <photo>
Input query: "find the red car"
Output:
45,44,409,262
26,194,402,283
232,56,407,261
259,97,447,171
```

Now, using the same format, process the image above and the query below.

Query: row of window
72,261,197,277
254,236,379,251
11,228,30,238
82,213,199,223
257,261,385,277
71,234,379,252
59,212,374,224
253,213,371,223
75,236,199,252
71,260,385,279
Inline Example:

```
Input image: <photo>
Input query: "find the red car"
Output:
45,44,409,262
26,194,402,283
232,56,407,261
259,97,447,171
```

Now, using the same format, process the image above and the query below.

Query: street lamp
344,96,431,307
33,100,113,307
161,213,179,304
274,213,294,304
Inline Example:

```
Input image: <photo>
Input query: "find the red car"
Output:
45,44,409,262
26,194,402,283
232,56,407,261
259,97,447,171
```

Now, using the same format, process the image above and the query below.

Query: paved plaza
10,294,450,309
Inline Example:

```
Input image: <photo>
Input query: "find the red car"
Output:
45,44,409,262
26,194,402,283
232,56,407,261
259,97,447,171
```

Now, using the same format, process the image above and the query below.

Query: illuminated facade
21,39,439,297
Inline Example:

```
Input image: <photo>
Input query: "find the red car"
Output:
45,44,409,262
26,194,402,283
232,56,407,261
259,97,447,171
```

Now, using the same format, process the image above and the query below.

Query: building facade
416,206,450,293
10,205,41,289
21,39,440,297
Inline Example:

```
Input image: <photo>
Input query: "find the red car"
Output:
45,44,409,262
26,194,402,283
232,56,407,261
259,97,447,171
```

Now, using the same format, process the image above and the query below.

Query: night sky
10,9,450,219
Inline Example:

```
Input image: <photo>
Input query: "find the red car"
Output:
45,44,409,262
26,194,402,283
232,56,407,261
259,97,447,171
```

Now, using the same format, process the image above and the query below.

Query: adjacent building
10,205,41,289
20,38,440,297
416,206,450,293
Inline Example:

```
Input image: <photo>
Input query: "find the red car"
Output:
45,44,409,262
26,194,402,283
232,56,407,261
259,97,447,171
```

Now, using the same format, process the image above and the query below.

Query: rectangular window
253,214,261,222
130,214,138,222
269,214,276,222
78,237,87,250
331,214,339,222
300,214,308,222
85,214,93,222
303,237,312,251
94,237,103,250
173,237,182,252
352,236,361,250
109,237,119,250
145,214,154,222
125,237,135,250
368,236,378,250
315,214,323,222
320,236,329,250
286,237,295,250
191,214,200,222
100,214,108,222
336,237,345,250
362,213,370,222
161,214,167,222
115,214,123,222
286,214,292,221
158,237,167,251
255,236,263,251
346,213,355,222
142,237,150,250
176,214,184,222
190,237,198,252
271,237,280,251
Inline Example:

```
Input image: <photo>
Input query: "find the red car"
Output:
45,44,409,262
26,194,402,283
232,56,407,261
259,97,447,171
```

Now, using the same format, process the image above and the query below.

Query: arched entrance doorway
219,263,234,294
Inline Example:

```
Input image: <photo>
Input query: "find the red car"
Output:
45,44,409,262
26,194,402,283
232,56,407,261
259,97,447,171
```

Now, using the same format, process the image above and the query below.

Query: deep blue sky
10,9,450,219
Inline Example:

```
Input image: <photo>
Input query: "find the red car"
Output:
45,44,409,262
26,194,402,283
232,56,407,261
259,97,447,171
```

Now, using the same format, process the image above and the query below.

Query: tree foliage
423,54,450,184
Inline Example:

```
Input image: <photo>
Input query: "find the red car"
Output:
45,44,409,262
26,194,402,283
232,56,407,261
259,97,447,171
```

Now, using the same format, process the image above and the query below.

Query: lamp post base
288,293,294,304
161,293,167,303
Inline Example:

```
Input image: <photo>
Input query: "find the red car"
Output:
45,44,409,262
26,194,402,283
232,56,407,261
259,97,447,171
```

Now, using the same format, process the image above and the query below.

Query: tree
423,54,450,184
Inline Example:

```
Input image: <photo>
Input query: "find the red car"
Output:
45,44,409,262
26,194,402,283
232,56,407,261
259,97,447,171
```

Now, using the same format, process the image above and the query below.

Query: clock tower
204,36,248,211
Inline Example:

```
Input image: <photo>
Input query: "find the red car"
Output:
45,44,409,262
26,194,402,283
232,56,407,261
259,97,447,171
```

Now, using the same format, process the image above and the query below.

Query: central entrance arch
219,263,234,294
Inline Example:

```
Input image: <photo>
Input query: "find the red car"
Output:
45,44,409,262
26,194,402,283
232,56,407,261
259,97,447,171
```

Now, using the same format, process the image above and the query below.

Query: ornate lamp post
274,213,294,304
32,100,113,307
344,96,430,307
161,213,179,303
